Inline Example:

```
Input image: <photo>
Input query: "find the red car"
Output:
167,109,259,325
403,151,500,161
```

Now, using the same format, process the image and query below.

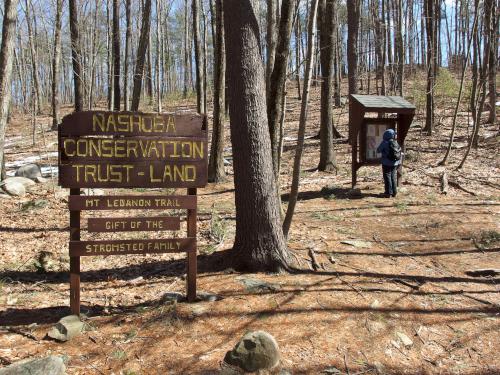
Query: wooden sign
69,195,196,210
87,217,181,232
58,111,207,315
58,111,208,189
69,238,195,256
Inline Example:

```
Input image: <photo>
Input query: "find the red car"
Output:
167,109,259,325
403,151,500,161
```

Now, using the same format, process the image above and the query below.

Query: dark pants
382,165,398,196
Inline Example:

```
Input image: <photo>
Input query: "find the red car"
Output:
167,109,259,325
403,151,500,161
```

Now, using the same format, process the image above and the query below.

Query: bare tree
266,0,278,91
131,0,152,111
347,0,360,95
0,0,19,180
283,0,319,237
112,0,121,110
123,0,132,110
267,0,298,179
69,0,84,111
224,0,291,272
486,0,497,124
318,0,338,173
208,0,226,182
51,0,63,128
193,0,205,114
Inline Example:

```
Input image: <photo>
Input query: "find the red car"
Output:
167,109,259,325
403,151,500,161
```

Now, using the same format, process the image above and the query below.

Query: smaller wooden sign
69,238,195,256
69,195,196,211
88,217,180,232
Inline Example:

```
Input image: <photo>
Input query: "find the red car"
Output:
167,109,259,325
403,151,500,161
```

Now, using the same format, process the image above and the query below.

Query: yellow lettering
93,113,105,132
166,116,176,133
117,115,130,131
63,139,76,156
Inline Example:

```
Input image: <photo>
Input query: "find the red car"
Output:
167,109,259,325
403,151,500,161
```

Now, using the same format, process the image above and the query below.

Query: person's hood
383,129,395,141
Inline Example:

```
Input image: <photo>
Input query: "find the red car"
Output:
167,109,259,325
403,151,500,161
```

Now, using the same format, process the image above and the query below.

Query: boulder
47,315,84,342
2,181,26,196
0,356,66,375
224,331,280,372
15,164,42,181
3,177,36,188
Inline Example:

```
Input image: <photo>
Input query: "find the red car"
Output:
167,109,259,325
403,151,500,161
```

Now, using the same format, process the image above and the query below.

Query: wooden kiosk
349,95,415,187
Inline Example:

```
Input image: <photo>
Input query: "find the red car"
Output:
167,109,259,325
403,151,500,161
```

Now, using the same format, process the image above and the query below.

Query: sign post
58,111,207,315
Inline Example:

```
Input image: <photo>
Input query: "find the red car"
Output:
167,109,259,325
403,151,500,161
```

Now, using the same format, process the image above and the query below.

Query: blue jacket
377,129,401,167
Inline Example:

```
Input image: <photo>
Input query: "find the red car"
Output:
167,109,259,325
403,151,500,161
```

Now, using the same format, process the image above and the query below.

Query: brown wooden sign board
58,111,206,315
59,111,206,137
69,195,196,211
87,217,181,232
59,160,207,188
69,238,195,256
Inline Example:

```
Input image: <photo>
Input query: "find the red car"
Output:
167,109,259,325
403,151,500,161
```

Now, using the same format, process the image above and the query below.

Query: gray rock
0,356,66,375
224,331,280,372
162,292,183,303
237,277,281,293
15,164,42,181
2,181,26,196
4,177,36,188
47,315,84,342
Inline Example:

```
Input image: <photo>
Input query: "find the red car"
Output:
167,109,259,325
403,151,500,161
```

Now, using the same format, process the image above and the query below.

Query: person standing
376,128,401,197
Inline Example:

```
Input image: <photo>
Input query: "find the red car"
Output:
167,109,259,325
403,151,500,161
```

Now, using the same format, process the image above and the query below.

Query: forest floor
0,78,499,374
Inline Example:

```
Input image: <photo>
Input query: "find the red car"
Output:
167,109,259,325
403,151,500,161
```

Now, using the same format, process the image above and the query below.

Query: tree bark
266,0,278,92
51,0,63,128
112,0,121,110
0,0,18,180
318,0,337,172
25,0,42,114
208,0,226,183
347,0,360,95
223,0,291,272
283,0,320,237
124,0,132,110
423,0,437,134
193,0,205,114
183,0,190,98
267,0,298,180
69,0,84,112
131,0,152,111
486,0,497,124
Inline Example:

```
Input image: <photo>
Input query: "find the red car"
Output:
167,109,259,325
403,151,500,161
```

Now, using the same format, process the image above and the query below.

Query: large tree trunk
318,0,337,172
193,0,205,114
0,0,18,180
208,0,226,183
267,0,298,180
131,0,152,111
123,0,132,110
347,0,360,95
69,0,84,112
224,0,291,272
51,0,63,128
112,0,121,110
